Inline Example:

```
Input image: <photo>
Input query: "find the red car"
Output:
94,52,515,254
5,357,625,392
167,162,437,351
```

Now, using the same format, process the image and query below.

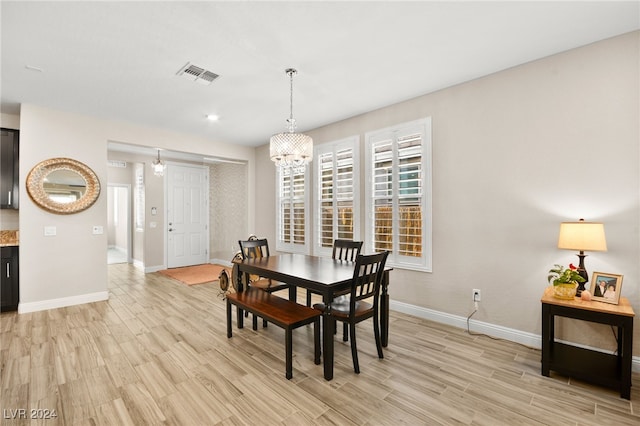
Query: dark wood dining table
235,253,391,380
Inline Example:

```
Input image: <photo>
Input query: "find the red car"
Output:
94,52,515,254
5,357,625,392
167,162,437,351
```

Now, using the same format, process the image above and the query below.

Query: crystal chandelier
270,68,313,172
152,149,166,177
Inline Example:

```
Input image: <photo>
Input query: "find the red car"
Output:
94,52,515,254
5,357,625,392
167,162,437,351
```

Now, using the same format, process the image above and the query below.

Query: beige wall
209,162,249,262
19,105,110,309
254,32,640,355
18,104,256,311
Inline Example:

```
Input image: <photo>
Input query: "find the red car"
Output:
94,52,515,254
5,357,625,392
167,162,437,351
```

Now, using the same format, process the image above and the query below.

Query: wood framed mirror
26,158,101,214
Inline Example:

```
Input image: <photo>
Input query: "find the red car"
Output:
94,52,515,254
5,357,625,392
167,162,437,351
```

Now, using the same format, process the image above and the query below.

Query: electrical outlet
473,289,481,302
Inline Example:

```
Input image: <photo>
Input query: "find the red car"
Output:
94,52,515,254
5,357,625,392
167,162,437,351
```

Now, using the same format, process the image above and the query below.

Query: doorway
107,184,131,264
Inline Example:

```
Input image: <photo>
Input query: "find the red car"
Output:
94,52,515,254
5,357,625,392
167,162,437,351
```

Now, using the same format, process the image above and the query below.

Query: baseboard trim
144,265,164,273
390,300,640,372
211,258,233,267
18,291,109,314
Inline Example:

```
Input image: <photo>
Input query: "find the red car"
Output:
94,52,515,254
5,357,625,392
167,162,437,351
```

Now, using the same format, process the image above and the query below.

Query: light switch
92,226,104,235
149,221,157,228
151,207,157,216
44,226,56,236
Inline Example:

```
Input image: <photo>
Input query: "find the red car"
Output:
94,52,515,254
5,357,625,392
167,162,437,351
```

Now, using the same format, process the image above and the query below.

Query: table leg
380,270,390,347
322,293,335,380
620,317,632,399
541,303,552,376
289,285,297,302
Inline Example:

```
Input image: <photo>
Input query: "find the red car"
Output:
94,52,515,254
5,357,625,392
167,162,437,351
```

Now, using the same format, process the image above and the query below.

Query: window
365,118,432,271
314,137,359,256
276,166,310,254
134,163,145,231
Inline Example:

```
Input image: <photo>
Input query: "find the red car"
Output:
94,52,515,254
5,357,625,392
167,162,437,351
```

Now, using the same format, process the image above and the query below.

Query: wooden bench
226,288,322,379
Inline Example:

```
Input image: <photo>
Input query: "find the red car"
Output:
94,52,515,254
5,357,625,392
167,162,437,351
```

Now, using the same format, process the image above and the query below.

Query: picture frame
590,271,624,305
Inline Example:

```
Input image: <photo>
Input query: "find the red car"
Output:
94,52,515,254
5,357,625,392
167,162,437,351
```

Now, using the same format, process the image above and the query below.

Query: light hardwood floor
1,263,638,425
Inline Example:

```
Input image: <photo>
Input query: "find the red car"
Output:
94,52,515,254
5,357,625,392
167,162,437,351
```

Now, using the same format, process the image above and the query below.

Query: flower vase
553,282,578,300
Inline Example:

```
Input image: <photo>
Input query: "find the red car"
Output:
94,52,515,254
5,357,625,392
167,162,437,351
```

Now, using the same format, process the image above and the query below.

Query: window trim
364,117,432,272
313,136,360,257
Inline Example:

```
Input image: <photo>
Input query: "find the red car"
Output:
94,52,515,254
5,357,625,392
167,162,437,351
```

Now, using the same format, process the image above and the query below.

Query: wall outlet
473,289,481,302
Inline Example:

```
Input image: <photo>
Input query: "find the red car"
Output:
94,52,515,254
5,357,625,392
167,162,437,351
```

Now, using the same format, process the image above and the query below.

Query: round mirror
26,158,100,214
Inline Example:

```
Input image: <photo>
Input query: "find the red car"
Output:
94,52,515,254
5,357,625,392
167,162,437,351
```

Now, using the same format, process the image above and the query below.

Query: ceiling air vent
177,63,220,86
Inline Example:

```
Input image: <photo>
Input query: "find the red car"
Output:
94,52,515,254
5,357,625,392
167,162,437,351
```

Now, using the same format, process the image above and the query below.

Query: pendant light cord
285,68,297,132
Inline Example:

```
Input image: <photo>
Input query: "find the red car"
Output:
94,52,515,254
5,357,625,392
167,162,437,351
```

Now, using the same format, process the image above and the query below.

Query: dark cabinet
1,128,19,209
1,246,19,312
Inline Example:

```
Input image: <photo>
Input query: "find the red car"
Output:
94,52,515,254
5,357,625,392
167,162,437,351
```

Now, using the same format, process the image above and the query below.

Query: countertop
0,230,19,246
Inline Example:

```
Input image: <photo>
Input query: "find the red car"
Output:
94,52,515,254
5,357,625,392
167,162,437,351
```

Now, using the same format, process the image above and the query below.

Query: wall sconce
557,218,607,296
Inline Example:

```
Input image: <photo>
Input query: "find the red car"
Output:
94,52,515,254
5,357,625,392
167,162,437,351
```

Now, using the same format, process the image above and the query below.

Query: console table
541,286,634,399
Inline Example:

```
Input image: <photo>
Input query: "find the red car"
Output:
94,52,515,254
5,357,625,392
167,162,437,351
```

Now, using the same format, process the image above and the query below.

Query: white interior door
167,164,209,268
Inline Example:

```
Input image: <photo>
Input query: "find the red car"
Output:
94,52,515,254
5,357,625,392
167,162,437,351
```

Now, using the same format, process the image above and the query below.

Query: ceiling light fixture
269,68,313,172
152,149,166,177
206,114,219,121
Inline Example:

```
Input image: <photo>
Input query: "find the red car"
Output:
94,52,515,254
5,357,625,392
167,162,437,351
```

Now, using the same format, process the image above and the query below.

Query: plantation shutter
315,137,359,256
319,152,334,248
372,138,394,253
277,167,309,253
335,148,355,241
397,133,422,258
367,118,431,271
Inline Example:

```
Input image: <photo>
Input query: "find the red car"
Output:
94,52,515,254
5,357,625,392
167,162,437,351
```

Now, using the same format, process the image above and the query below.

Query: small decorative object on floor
219,268,230,292
547,263,586,300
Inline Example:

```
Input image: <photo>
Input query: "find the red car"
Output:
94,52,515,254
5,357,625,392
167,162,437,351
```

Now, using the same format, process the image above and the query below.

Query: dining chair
305,239,363,306
238,238,291,328
313,250,389,374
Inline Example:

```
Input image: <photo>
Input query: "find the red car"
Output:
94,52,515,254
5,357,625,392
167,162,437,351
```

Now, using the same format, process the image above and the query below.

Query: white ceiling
2,1,639,151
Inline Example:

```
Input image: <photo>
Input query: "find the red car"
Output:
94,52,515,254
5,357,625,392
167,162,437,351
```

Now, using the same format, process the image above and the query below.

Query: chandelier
270,68,313,172
152,149,166,177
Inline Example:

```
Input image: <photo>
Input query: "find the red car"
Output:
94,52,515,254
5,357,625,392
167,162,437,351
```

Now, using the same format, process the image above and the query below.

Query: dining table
235,253,391,380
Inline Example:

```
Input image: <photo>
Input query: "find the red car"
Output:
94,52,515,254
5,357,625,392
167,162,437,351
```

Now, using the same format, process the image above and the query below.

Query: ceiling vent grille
177,63,220,86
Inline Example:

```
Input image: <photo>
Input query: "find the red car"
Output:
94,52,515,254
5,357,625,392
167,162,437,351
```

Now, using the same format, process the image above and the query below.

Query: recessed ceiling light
206,114,219,122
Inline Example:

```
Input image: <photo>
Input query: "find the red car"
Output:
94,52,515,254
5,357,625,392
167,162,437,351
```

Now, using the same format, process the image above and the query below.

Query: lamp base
575,252,589,297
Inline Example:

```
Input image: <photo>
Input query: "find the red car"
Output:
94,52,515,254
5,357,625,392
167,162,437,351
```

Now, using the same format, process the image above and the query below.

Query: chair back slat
332,239,363,262
350,251,389,308
239,238,270,259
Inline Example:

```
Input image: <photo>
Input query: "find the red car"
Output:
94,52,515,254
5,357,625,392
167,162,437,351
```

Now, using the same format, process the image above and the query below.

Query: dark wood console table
541,286,634,399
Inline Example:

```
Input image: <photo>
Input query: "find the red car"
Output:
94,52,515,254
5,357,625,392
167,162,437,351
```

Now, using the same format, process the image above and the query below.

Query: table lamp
557,218,607,296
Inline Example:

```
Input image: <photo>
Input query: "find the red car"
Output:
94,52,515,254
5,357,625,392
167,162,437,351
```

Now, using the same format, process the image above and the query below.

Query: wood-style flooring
1,263,638,425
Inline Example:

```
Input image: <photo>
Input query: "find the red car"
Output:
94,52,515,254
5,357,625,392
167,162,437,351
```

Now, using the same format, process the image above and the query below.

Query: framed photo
590,272,624,305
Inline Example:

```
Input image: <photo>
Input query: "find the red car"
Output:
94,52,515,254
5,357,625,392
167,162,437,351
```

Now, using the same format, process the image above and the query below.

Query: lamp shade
269,132,313,168
270,68,313,172
557,221,607,251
